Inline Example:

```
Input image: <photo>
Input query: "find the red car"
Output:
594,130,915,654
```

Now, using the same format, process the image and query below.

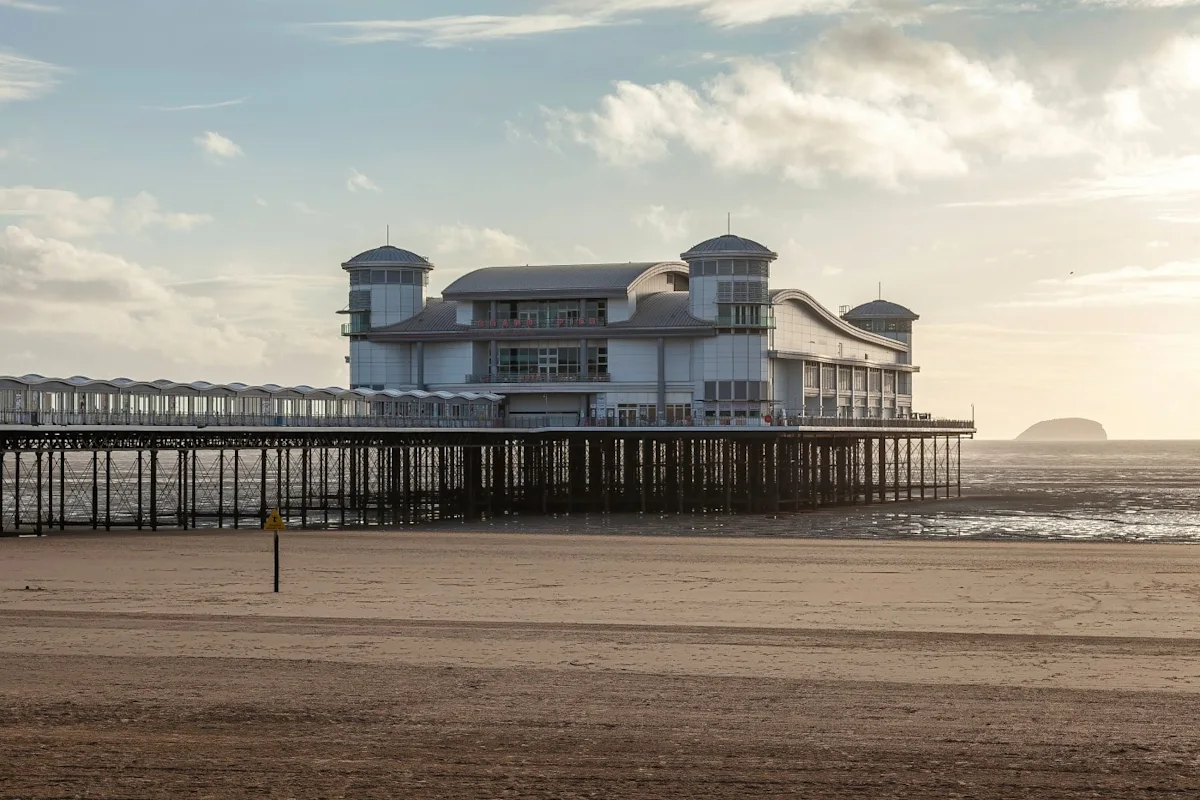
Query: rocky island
1015,418,1108,442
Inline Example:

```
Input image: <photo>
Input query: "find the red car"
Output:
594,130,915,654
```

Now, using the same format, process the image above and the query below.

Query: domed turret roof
342,245,432,269
681,234,778,261
842,300,919,321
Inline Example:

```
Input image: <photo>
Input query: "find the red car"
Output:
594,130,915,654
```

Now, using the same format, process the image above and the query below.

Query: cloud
950,154,1200,206
147,98,247,112
1002,261,1200,307
0,225,347,380
308,13,615,47
0,51,64,103
290,201,318,215
0,0,60,11
549,21,1087,188
434,223,530,263
635,205,690,240
194,131,244,161
821,265,844,276
0,186,212,238
346,169,381,193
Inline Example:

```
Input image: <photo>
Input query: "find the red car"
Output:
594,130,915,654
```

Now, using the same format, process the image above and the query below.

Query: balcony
472,316,608,331
466,373,612,384
341,322,371,336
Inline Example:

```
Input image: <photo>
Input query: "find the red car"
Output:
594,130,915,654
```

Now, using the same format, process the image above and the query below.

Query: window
838,367,851,392
401,270,416,285
733,260,748,276
804,363,820,389
853,368,866,392
734,381,747,401
868,370,882,393
349,272,362,286
884,372,896,394
718,381,733,401
704,381,717,401
718,260,733,276
587,346,608,375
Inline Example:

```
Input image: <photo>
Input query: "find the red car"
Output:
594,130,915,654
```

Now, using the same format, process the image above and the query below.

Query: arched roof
770,290,908,351
681,234,778,261
842,300,919,321
442,261,687,300
0,375,502,403
342,245,433,270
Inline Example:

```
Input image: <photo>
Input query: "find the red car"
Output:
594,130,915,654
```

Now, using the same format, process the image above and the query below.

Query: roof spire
386,225,390,246
727,211,731,235
878,281,882,300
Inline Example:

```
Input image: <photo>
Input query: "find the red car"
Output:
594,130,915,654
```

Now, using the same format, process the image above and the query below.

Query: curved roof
611,292,713,329
770,290,908,351
0,374,501,403
342,245,433,269
842,299,920,321
442,261,686,299
681,234,778,261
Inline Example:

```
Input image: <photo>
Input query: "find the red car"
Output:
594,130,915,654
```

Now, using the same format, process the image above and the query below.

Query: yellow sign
263,509,287,531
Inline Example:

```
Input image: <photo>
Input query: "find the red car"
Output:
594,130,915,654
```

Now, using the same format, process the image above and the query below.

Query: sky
2,0,1199,439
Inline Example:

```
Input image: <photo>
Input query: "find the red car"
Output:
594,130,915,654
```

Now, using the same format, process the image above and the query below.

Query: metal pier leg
13,452,19,530
232,449,240,529
177,450,186,530
339,446,347,528
864,438,873,505
58,450,65,531
149,450,158,531
957,436,962,498
137,450,143,530
322,448,330,528
906,439,913,502
893,438,900,503
35,450,43,536
920,438,926,500
218,450,225,529
280,448,288,520
260,448,268,525
0,451,6,536
301,447,309,530
190,449,197,530
91,450,99,530
46,450,53,529
877,437,887,504
105,450,112,531
932,437,939,500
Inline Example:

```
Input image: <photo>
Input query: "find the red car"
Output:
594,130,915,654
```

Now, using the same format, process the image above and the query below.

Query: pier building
340,234,921,425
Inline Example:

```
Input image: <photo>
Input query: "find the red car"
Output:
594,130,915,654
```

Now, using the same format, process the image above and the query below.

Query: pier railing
0,410,972,432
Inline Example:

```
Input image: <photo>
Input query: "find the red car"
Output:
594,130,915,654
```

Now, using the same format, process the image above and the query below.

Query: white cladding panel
772,300,904,364
664,339,692,382
607,298,631,323
369,285,423,328
688,276,719,320
775,360,805,413
606,339,658,383
423,341,473,385
695,334,768,381
350,340,413,389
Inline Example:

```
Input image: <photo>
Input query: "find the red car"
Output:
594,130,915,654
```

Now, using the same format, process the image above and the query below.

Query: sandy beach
3,529,1200,797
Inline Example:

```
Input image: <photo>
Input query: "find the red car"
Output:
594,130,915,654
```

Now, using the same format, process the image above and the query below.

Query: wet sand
3,530,1200,797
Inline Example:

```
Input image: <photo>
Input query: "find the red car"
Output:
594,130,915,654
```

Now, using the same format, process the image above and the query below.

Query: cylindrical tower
680,234,779,422
339,245,433,390
840,300,919,364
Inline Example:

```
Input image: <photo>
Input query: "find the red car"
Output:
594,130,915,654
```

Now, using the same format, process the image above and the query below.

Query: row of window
803,365,912,394
495,346,609,376
611,404,692,424
851,319,912,334
689,259,771,277
703,381,771,402
349,269,430,286
493,299,608,323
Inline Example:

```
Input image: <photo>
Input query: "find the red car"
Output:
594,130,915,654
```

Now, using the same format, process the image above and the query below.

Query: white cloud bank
0,0,61,12
0,225,346,380
0,186,212,238
549,22,1087,188
195,131,244,161
1004,261,1200,307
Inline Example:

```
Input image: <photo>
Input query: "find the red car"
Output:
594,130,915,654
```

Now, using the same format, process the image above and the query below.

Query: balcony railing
472,317,608,331
341,322,370,336
466,373,612,384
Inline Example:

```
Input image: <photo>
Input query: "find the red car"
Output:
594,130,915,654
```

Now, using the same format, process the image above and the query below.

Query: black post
273,532,280,593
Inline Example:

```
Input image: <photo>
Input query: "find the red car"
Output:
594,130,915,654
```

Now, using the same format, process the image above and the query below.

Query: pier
0,422,970,534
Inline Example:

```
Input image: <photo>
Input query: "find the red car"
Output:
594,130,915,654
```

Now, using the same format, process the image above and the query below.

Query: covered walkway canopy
0,375,504,427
